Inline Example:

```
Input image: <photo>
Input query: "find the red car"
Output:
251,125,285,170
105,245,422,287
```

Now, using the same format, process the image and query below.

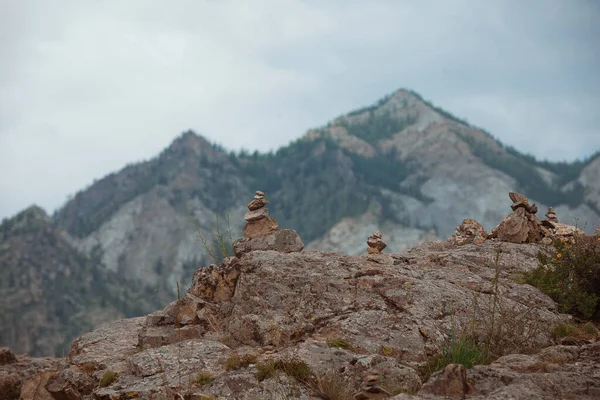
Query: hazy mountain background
1,88,599,356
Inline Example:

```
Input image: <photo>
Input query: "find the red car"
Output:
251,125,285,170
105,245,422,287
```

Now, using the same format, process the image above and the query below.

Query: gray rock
21,240,593,399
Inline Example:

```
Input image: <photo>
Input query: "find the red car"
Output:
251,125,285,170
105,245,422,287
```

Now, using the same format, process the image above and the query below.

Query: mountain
1,88,599,357
0,206,163,357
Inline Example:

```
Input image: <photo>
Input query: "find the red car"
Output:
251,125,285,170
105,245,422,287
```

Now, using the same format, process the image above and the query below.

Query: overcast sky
1,0,599,220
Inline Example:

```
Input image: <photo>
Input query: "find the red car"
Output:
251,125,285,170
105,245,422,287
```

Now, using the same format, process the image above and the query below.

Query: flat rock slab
68,317,146,367
233,229,304,257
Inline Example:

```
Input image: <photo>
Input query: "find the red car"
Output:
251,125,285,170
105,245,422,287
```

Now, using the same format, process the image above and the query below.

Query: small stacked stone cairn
243,190,278,238
367,231,387,254
354,369,391,400
449,218,489,245
545,207,558,223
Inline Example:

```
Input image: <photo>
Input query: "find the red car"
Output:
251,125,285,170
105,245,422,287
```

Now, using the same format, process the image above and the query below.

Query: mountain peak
1,204,51,236
168,130,213,155
13,204,49,222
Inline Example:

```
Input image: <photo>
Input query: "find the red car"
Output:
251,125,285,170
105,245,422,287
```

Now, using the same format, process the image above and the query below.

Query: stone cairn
488,191,545,243
449,192,584,246
489,192,583,244
449,218,489,245
243,190,278,238
545,207,558,223
367,231,387,254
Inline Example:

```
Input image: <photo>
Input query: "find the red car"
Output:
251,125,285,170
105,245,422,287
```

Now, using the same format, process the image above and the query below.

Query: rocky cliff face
2,88,599,358
12,234,600,399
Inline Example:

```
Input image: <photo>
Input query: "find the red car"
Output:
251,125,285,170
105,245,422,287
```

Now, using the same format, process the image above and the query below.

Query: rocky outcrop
392,342,600,399
0,347,60,400
450,192,586,246
19,238,585,399
490,192,545,243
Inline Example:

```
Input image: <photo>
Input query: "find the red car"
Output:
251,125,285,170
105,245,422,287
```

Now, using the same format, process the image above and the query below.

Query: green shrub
523,231,600,320
423,246,545,380
256,359,277,382
326,338,353,351
256,356,312,382
552,323,577,339
99,371,117,387
306,369,355,400
552,322,598,341
191,213,234,264
425,318,490,378
225,354,257,371
192,370,212,386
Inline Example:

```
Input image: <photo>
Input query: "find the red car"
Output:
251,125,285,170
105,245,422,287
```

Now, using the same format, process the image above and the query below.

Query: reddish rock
367,231,387,254
19,371,56,400
0,348,17,365
493,207,542,243
247,197,268,211
509,191,538,214
233,229,304,258
243,216,278,238
420,363,468,399
25,240,588,400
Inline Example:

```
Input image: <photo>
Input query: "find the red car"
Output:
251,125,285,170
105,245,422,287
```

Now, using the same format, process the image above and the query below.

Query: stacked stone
489,192,544,243
545,207,558,223
243,190,278,238
509,191,538,214
449,218,489,245
540,207,559,231
367,231,387,254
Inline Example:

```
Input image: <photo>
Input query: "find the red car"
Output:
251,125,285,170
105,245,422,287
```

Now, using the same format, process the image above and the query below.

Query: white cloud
0,0,599,219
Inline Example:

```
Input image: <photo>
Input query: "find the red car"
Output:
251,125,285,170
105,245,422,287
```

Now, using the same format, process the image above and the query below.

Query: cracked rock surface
18,239,598,399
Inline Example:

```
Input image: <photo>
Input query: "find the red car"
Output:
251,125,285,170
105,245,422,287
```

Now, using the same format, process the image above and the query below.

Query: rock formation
17,239,597,399
418,363,469,399
488,192,585,244
448,219,488,246
367,231,387,254
243,190,278,238
0,347,60,400
489,192,545,243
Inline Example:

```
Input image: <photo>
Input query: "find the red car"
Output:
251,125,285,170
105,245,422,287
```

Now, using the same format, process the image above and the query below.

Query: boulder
449,219,488,245
420,364,468,399
367,231,387,254
232,229,304,257
493,207,544,243
0,348,17,365
242,216,278,238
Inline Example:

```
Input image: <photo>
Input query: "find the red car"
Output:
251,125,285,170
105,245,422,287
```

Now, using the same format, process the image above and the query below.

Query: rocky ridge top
13,190,599,399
